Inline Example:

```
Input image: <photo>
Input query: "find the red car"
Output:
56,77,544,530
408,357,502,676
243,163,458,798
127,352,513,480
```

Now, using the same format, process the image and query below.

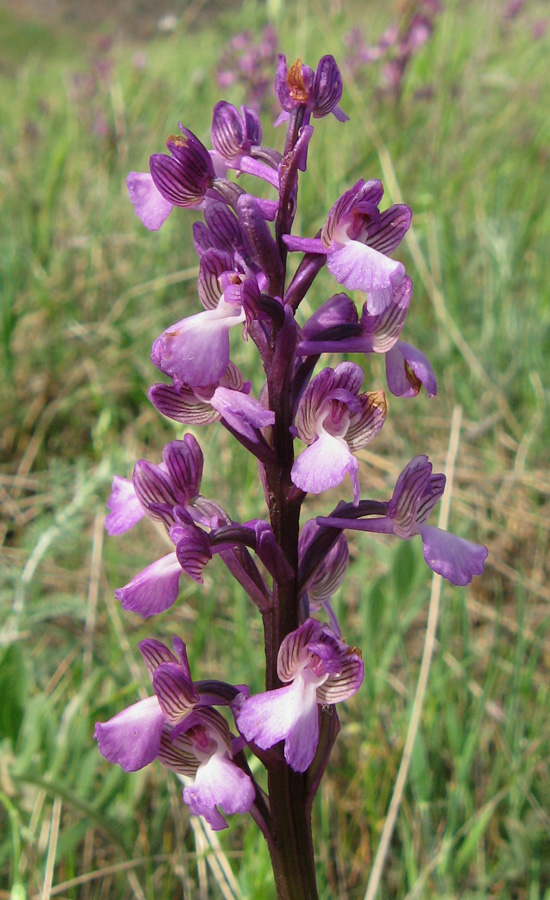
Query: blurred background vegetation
0,0,549,897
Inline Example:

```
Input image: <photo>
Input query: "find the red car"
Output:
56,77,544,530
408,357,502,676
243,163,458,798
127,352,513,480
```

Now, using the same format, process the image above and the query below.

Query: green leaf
0,643,28,744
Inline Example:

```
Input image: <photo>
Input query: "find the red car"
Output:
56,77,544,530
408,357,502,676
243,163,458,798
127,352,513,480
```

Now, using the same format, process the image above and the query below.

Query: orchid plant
95,54,488,899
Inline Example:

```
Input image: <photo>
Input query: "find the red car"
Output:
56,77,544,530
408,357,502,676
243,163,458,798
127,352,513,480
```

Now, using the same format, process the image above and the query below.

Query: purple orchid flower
158,706,255,831
285,180,411,315
318,455,488,586
236,618,363,772
104,437,228,615
291,362,387,505
297,282,436,398
274,54,348,125
94,636,198,772
151,256,263,389
96,640,255,830
105,436,204,538
127,126,215,231
210,101,280,189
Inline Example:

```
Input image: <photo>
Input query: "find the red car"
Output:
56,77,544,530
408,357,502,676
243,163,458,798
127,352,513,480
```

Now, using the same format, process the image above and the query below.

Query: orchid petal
94,696,164,772
138,638,178,678
183,753,255,830
291,433,360,504
210,386,274,440
105,476,145,535
237,676,318,772
114,552,182,617
126,172,173,231
327,241,405,314
419,524,488,586
151,302,245,387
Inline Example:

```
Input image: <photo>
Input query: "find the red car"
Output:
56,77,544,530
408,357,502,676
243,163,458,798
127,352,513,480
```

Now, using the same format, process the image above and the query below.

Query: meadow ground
1,0,549,898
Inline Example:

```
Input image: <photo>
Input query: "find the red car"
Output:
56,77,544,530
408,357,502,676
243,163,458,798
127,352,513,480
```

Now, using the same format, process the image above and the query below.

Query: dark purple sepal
188,496,231,529
387,455,442,534
163,435,204,502
148,383,219,426
360,275,413,353
132,459,177,522
211,101,262,159
173,522,212,584
195,679,243,707
152,662,198,724
366,205,412,255
299,520,349,602
192,219,218,257
385,341,437,398
202,202,250,260
138,638,178,679
198,248,235,309
302,293,358,341
322,180,384,247
158,724,199,775
312,55,347,120
150,128,214,208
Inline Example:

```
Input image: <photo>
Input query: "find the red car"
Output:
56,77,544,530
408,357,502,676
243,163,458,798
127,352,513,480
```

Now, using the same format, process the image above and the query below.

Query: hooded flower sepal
317,455,488,585
150,126,215,208
158,707,255,831
193,206,251,263
296,285,436,397
132,437,204,525
126,126,216,231
106,434,205,539
210,101,280,189
237,618,363,773
148,361,248,427
385,340,437,398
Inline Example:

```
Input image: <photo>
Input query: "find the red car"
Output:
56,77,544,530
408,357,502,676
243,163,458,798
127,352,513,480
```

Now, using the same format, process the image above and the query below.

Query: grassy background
1,0,549,897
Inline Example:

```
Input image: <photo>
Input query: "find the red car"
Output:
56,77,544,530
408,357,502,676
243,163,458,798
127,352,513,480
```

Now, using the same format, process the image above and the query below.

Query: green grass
1,0,549,897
